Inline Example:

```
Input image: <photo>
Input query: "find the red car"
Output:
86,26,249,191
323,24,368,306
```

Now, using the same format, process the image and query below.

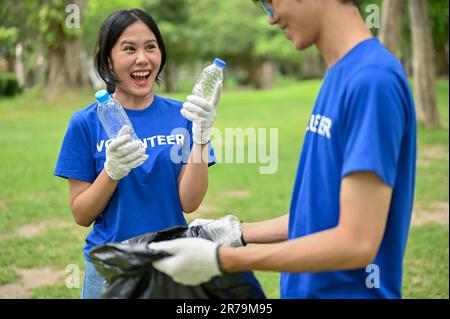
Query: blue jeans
81,260,106,299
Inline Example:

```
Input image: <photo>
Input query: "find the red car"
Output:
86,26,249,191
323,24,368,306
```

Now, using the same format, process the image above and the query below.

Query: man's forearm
219,225,373,273
222,172,391,274
242,213,289,244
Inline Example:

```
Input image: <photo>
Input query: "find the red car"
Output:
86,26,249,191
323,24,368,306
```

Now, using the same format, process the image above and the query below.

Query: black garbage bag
89,225,266,299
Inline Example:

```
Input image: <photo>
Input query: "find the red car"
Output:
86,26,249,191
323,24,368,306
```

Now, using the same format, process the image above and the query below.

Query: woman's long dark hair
94,9,167,93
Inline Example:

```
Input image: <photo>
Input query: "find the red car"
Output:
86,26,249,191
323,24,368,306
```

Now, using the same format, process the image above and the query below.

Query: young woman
54,9,219,298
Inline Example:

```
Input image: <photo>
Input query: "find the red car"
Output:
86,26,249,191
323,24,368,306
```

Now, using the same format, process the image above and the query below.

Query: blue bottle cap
95,89,110,103
213,58,226,68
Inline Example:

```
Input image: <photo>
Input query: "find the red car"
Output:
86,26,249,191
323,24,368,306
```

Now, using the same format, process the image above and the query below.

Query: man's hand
181,83,222,144
189,215,246,247
104,125,148,181
148,238,222,286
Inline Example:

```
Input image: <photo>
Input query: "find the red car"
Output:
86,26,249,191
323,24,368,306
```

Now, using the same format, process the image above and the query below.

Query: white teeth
131,71,150,77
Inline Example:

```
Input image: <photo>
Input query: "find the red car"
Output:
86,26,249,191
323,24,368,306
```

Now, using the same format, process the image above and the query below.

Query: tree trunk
246,62,261,89
256,60,277,89
44,0,90,98
14,43,26,87
46,49,66,99
33,50,46,88
65,37,91,87
435,47,449,76
379,0,405,56
5,54,15,73
299,51,325,79
401,47,413,77
283,62,296,77
409,0,440,127
164,60,177,92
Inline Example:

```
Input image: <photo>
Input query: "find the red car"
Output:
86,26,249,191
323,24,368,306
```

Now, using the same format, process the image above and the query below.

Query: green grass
30,283,82,299
0,79,448,299
0,267,21,285
403,224,449,299
0,228,84,269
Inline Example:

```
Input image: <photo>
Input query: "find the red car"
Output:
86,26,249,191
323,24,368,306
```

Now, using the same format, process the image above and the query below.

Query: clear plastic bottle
95,89,140,141
192,58,226,104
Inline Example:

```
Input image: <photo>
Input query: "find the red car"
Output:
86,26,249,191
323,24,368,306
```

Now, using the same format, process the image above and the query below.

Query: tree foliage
0,0,448,91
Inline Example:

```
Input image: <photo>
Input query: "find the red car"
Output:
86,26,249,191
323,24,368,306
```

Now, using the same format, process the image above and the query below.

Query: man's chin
287,34,303,51
291,39,304,51
295,40,314,52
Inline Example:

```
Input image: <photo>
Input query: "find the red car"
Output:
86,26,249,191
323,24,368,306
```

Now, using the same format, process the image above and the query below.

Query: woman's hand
104,125,148,180
181,83,222,145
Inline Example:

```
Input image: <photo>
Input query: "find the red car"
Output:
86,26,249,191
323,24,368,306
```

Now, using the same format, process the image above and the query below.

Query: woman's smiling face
108,20,162,99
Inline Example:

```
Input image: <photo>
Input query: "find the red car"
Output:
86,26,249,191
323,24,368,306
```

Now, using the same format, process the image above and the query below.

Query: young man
148,0,417,298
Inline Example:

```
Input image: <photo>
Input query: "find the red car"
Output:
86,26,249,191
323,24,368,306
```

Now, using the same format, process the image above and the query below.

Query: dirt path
0,219,87,241
0,266,66,299
221,189,252,198
412,201,449,226
0,219,87,298
185,189,252,221
417,144,449,167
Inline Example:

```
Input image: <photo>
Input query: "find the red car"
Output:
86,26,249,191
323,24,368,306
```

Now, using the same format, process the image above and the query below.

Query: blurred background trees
0,0,448,126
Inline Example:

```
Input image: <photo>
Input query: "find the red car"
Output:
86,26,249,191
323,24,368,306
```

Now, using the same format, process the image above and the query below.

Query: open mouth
130,70,151,86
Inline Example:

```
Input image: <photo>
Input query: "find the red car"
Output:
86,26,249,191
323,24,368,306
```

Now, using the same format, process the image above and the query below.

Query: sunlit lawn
0,79,448,298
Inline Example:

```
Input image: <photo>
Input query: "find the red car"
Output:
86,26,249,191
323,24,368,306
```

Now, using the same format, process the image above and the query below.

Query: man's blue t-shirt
280,38,417,299
54,94,215,261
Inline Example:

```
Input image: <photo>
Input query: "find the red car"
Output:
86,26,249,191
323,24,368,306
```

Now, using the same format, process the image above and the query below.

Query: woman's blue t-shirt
54,94,215,261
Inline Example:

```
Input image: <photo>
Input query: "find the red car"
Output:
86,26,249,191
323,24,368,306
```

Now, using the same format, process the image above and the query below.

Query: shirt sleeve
54,112,96,182
182,120,217,167
341,67,407,187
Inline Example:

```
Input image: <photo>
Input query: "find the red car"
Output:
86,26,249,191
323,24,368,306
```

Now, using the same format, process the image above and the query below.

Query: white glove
181,83,222,145
189,215,246,247
148,238,222,286
104,125,148,181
